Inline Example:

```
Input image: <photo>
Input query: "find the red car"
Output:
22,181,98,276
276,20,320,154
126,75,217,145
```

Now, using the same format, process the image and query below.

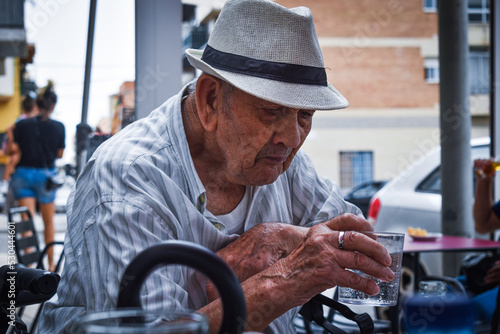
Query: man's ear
195,74,223,132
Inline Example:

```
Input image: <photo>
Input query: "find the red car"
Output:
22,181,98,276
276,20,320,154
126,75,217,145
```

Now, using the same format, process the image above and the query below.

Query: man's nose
273,112,302,148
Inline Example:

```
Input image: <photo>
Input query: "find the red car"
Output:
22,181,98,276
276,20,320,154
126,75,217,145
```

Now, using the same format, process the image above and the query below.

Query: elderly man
39,0,394,333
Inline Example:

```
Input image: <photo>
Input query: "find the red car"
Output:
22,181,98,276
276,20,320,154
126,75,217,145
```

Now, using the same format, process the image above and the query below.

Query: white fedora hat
185,0,349,111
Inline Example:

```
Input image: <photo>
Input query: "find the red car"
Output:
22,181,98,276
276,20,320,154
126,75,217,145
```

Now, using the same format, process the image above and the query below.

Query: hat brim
185,49,349,111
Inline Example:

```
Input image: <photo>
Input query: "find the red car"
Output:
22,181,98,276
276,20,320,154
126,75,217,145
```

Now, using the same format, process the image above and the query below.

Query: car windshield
416,144,490,194
350,182,384,198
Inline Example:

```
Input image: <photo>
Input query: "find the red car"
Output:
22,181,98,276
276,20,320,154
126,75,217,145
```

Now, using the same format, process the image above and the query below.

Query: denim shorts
10,167,57,204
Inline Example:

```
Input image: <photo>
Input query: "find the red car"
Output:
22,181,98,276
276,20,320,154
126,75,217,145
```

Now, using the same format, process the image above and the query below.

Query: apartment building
273,0,489,192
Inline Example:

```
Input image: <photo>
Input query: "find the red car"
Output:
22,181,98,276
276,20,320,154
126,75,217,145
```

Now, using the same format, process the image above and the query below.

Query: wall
0,58,21,132
0,57,21,165
323,46,439,108
290,0,438,38
302,108,440,184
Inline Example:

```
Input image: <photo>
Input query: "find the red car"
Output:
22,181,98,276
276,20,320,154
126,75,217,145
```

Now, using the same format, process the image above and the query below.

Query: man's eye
301,111,314,119
265,108,281,115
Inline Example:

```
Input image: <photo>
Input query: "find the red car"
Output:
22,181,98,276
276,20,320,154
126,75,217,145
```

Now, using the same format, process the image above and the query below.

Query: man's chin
246,167,284,186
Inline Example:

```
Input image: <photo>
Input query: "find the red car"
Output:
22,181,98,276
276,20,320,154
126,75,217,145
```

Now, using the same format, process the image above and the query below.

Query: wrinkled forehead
221,80,301,112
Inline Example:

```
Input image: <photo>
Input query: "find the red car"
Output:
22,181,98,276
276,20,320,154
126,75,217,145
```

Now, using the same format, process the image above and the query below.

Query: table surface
404,235,500,253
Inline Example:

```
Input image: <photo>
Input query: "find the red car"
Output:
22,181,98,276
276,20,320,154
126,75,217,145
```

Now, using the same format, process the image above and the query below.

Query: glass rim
358,231,405,237
78,308,208,333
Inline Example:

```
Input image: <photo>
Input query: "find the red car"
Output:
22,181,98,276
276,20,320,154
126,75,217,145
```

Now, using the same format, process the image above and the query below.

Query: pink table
404,235,500,253
403,234,500,291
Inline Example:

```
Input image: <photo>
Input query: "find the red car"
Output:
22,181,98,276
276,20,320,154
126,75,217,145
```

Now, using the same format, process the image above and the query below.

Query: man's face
215,85,315,186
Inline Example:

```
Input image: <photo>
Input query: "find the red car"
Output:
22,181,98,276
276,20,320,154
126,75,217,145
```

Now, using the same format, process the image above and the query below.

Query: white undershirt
215,186,251,235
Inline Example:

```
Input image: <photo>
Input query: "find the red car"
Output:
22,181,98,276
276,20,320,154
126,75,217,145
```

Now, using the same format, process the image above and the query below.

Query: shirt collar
168,81,207,212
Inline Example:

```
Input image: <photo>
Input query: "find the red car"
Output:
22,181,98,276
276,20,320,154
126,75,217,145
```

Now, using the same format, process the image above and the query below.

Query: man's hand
474,158,496,180
213,214,376,284
201,214,394,333
485,260,500,285
473,158,500,234
207,222,307,302
260,214,394,308
218,222,308,280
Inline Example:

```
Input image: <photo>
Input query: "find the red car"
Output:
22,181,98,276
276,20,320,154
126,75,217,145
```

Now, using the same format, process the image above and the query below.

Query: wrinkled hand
474,158,495,179
264,214,394,308
217,222,308,280
207,222,307,302
485,260,500,285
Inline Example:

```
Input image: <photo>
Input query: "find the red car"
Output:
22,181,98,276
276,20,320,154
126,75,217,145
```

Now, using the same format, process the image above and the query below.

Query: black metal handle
116,240,246,334
0,264,60,307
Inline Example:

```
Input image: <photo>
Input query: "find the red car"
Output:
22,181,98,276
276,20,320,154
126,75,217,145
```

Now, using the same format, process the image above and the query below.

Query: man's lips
261,155,288,164
257,146,292,164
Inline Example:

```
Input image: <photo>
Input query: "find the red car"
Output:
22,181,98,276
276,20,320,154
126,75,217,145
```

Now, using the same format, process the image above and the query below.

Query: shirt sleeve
81,199,198,314
40,159,212,333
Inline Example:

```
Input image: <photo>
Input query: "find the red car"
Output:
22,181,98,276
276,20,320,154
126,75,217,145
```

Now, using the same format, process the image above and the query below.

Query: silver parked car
367,137,491,275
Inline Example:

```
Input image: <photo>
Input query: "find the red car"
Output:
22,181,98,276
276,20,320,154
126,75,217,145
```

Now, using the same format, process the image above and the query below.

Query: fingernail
384,267,395,281
369,284,381,296
385,251,392,265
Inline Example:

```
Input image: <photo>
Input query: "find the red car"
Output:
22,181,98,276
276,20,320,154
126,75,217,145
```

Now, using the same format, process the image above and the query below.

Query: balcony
182,25,208,70
469,23,489,47
0,0,27,57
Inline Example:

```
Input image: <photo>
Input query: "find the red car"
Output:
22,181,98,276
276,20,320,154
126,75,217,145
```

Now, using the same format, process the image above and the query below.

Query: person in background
474,158,500,233
0,92,39,196
10,81,65,272
469,158,500,322
40,1,394,333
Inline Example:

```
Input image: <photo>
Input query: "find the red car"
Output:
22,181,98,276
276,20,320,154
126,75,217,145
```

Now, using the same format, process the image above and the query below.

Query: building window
424,58,440,84
469,50,490,94
340,151,373,189
423,0,438,12
424,0,490,22
423,53,490,93
468,0,490,23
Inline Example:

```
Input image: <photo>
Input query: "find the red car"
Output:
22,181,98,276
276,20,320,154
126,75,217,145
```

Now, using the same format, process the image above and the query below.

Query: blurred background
0,0,492,217
0,1,498,331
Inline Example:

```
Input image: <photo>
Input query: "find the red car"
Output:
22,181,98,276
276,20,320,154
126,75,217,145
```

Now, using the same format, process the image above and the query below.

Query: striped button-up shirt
39,86,361,334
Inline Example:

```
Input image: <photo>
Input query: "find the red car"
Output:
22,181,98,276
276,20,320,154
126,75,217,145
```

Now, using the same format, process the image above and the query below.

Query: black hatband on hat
201,45,327,86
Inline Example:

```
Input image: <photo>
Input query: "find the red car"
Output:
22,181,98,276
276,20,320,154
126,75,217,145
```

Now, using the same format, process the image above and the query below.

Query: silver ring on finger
338,231,345,250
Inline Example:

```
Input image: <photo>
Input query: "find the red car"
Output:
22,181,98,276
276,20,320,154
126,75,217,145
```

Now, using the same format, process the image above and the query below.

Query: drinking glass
338,231,405,306
77,309,209,334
